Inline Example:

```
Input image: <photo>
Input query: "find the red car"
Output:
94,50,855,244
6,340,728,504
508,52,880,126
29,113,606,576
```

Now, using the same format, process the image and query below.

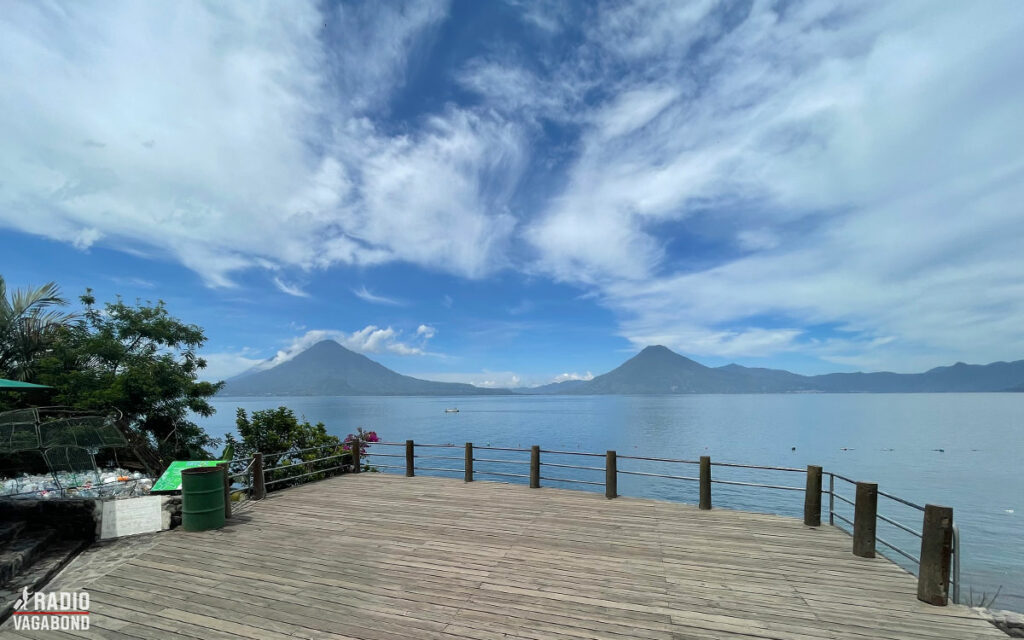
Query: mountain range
219,340,506,396
542,345,1024,394
217,340,1024,396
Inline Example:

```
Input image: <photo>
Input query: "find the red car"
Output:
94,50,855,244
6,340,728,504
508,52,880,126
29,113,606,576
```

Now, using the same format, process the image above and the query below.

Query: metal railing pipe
540,449,606,458
252,452,265,500
472,458,531,465
878,490,926,512
951,524,961,604
405,440,415,477
828,473,835,525
616,454,699,464
877,513,923,538
540,462,605,472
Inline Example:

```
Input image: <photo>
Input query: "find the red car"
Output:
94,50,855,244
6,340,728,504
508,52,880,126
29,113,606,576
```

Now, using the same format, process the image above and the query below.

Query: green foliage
0,275,76,382
230,407,349,490
34,290,223,467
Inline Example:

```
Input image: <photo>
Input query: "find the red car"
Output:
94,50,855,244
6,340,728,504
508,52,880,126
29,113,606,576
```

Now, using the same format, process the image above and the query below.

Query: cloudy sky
2,0,1023,387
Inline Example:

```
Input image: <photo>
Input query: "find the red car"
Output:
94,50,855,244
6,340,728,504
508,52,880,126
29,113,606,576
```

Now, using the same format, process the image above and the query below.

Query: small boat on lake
444,408,459,413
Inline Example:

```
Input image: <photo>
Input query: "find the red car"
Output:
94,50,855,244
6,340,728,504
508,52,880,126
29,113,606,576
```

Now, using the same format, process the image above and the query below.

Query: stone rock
973,607,1024,638
160,495,182,530
0,498,101,541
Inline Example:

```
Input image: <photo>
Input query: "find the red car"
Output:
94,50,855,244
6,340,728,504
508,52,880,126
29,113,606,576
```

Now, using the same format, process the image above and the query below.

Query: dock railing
230,438,960,607
227,443,355,500
828,472,960,605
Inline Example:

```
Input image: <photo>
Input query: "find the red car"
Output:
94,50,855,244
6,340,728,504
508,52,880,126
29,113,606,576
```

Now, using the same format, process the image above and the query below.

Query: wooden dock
3,473,1004,639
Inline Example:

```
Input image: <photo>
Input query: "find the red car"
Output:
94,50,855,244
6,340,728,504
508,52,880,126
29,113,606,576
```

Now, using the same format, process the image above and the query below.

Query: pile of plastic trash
1,468,154,500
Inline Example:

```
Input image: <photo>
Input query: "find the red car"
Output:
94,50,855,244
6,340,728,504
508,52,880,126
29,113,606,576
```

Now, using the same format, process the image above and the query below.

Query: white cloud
475,374,519,389
328,1,449,113
0,1,525,286
273,277,310,298
514,1,1024,369
620,325,804,359
504,0,570,33
199,349,265,381
420,370,596,388
253,325,438,371
420,371,524,388
416,324,437,339
108,276,156,289
4,1,1024,372
345,326,424,355
353,286,403,306
551,371,594,383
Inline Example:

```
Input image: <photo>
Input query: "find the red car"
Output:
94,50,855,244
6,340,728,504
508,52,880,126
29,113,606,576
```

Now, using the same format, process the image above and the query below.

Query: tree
36,291,223,468
0,275,76,381
229,407,349,490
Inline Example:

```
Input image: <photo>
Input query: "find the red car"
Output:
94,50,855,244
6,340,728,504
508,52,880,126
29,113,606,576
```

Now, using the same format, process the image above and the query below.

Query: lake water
200,393,1024,611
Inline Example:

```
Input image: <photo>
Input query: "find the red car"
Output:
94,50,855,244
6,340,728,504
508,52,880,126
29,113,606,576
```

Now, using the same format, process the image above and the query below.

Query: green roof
0,378,51,390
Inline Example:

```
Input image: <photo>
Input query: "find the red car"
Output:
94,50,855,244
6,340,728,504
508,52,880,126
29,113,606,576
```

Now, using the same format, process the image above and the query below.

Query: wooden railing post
530,445,540,488
853,482,878,558
351,440,361,474
804,465,822,527
605,450,617,499
699,456,711,510
405,440,415,477
917,504,954,605
465,442,473,482
218,462,232,519
252,452,265,500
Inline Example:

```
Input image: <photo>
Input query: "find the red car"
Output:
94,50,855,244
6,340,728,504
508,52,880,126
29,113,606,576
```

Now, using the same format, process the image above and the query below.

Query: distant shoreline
214,390,1024,398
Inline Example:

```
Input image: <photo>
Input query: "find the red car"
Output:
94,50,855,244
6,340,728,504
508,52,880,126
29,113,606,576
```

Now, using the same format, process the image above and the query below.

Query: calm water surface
200,393,1023,610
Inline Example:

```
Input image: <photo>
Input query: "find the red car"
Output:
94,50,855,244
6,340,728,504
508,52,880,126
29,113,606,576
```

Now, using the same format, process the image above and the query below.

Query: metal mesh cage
0,408,40,452
43,446,98,474
39,416,127,449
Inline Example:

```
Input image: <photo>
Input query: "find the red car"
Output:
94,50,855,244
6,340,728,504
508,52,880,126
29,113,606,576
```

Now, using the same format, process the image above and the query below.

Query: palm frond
0,276,76,380
10,281,67,317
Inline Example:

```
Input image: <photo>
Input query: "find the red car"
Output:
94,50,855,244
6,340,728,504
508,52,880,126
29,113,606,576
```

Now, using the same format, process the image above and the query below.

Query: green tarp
0,378,51,390
151,460,223,493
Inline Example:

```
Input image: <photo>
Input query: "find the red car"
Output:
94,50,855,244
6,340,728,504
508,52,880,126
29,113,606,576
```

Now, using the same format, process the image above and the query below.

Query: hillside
218,340,508,396
562,346,1024,394
219,340,1024,396
576,346,815,394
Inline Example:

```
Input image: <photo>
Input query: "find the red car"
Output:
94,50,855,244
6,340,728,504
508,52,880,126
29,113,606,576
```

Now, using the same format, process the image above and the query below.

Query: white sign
100,495,163,539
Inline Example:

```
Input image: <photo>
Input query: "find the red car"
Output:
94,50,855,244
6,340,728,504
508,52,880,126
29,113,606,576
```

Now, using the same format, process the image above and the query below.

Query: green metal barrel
181,466,226,532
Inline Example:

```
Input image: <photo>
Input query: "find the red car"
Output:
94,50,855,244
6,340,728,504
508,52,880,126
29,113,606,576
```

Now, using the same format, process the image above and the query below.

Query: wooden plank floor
2,474,1004,639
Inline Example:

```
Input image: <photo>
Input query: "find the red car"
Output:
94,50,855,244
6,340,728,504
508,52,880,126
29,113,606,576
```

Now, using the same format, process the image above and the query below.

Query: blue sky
2,0,1023,387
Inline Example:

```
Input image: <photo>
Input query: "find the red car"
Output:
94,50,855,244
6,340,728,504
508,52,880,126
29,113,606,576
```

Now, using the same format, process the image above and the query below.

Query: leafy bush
35,291,222,467
229,407,370,490
2,279,223,472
